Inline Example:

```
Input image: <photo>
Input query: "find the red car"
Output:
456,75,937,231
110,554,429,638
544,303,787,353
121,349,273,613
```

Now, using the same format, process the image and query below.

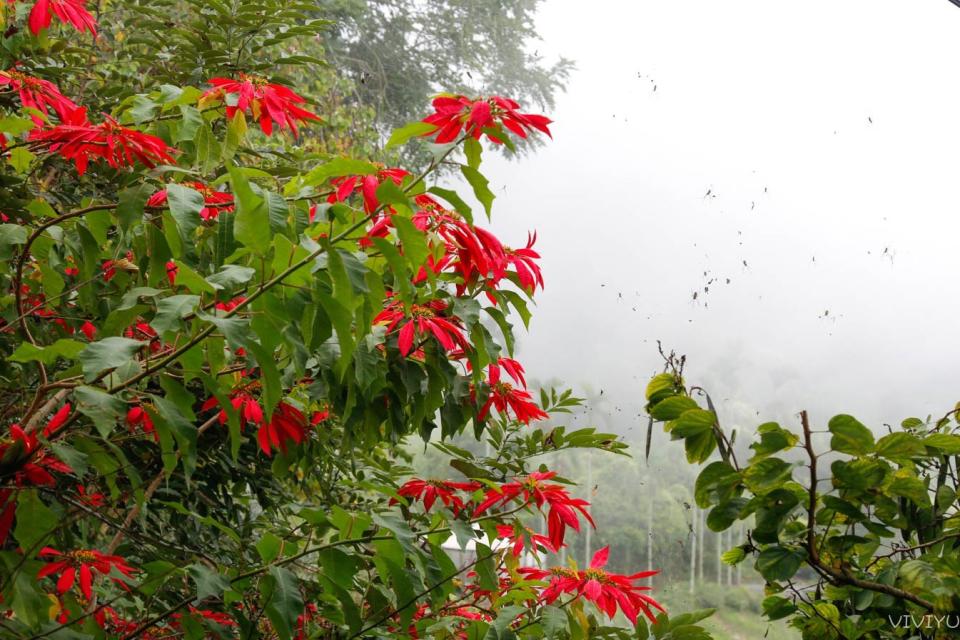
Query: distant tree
318,0,572,140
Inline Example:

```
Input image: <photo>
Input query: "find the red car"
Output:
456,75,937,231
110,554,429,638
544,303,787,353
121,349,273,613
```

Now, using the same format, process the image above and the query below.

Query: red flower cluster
330,166,409,215
476,471,592,550
202,393,309,456
202,75,320,136
38,548,135,600
478,357,549,425
422,94,552,145
25,0,96,36
374,298,468,357
29,108,175,175
0,68,77,124
519,547,663,625
496,523,555,557
147,182,234,220
393,478,481,515
126,404,157,441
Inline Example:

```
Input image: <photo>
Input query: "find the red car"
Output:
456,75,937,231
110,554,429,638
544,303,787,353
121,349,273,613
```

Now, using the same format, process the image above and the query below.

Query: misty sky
478,0,960,435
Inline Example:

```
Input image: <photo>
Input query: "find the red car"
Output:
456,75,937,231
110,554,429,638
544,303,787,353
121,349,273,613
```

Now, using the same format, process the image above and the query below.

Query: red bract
37,548,135,600
501,232,544,294
0,68,77,124
165,260,178,285
374,298,468,357
80,320,96,340
519,547,663,624
26,0,96,36
202,75,320,136
329,166,410,214
477,359,548,425
76,484,105,507
496,523,555,557
421,94,552,145
147,182,234,220
124,320,161,354
392,478,481,515
42,403,70,437
202,391,263,429
0,424,71,486
258,402,308,456
125,405,157,441
214,295,246,312
475,471,593,550
29,108,175,175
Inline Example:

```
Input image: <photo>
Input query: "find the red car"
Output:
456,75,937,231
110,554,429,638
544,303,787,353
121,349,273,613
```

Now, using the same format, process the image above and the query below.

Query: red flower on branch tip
124,320,162,354
329,166,410,215
26,0,97,36
202,391,263,429
101,251,137,282
37,548,135,600
165,260,178,286
392,478,481,515
80,320,96,340
126,405,157,441
496,523,555,557
374,298,468,357
258,402,308,456
202,75,320,136
0,68,77,124
501,232,543,294
421,94,552,145
147,182,234,220
519,547,663,624
29,107,175,176
475,471,592,550
477,358,548,425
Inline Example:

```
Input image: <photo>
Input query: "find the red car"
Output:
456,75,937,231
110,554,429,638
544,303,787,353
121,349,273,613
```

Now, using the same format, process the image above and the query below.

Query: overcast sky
478,0,960,434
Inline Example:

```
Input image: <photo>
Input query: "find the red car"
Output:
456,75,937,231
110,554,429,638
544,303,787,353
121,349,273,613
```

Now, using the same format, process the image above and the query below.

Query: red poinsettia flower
496,523,555,557
202,391,263,429
311,407,331,425
202,75,320,136
164,260,178,286
79,320,96,340
392,478,482,515
26,0,97,36
42,402,70,437
475,471,593,550
477,358,548,425
124,320,162,354
76,484,105,507
0,68,77,124
258,402,308,456
329,166,410,215
214,295,246,312
37,548,136,600
421,94,552,145
501,232,543,294
374,298,468,357
147,182,234,221
29,107,175,175
125,405,157,441
520,547,663,624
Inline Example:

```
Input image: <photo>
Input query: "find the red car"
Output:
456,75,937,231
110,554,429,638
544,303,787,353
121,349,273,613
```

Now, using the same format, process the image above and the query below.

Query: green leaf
79,336,144,382
385,120,435,149
117,183,153,229
166,183,205,239
9,339,85,365
694,461,740,508
875,432,925,462
222,110,247,161
923,433,960,454
8,147,34,173
74,386,126,437
755,545,804,581
14,490,57,555
646,373,680,403
829,414,875,456
393,215,430,272
460,165,495,219
263,566,303,640
303,158,377,187
188,563,231,601
172,260,217,294
0,223,28,248
229,163,271,255
650,395,700,421
151,294,200,334
428,186,473,223
742,457,794,495
256,532,283,563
